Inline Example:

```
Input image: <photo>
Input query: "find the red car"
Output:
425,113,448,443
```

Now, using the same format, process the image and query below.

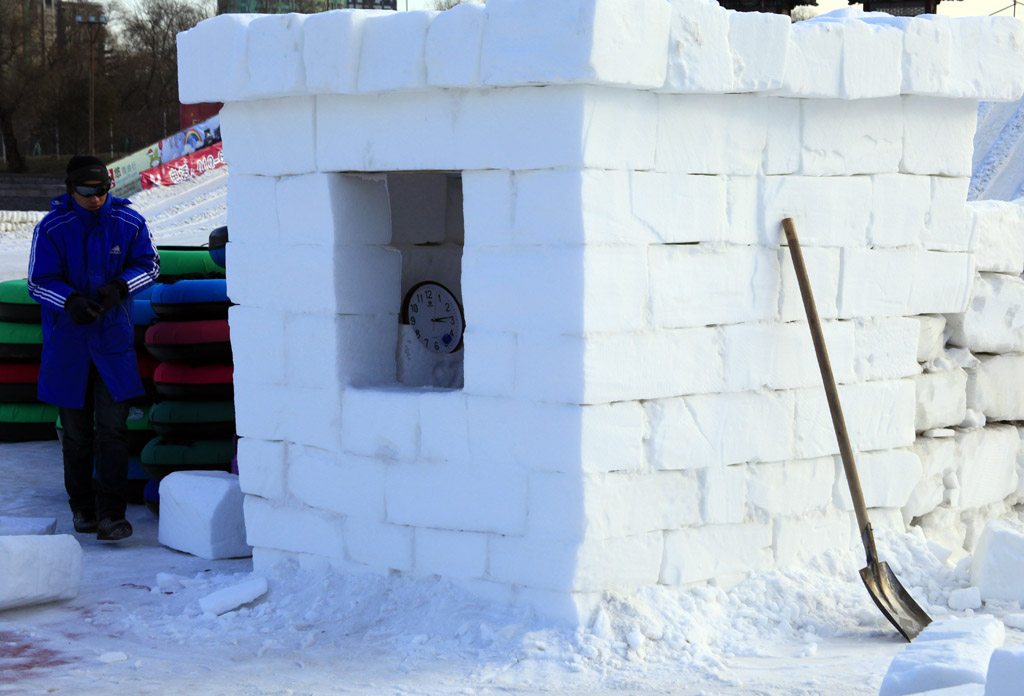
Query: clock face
401,281,464,354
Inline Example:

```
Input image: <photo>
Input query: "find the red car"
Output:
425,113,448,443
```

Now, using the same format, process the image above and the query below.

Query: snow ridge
970,97,1024,201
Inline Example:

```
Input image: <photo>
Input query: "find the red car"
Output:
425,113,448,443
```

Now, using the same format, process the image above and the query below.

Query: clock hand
431,316,453,322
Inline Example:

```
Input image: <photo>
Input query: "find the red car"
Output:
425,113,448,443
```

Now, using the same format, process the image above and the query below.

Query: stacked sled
0,279,56,441
141,235,236,513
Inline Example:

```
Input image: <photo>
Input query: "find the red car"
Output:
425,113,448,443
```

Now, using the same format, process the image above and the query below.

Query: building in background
13,0,106,66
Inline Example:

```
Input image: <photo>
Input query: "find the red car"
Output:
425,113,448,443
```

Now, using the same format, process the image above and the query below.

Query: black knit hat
65,155,110,188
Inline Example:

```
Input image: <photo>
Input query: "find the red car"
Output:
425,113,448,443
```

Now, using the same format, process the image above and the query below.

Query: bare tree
108,0,211,146
0,3,52,171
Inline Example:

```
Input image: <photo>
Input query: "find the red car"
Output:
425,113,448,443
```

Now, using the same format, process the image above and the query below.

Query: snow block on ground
727,11,789,92
481,0,670,89
0,517,56,536
304,9,385,94
971,518,1024,604
879,617,1005,696
199,575,268,616
425,2,485,88
946,274,1024,354
968,200,1024,275
177,14,256,104
159,471,252,560
986,645,1024,696
357,11,436,93
0,535,82,611
967,353,1024,422
247,13,307,99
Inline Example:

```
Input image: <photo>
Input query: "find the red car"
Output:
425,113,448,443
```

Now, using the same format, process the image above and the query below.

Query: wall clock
400,281,465,354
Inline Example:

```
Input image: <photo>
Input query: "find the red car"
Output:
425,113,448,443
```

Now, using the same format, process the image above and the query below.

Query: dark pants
59,363,130,521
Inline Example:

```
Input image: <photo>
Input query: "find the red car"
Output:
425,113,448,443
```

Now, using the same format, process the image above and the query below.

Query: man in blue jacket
27,155,160,541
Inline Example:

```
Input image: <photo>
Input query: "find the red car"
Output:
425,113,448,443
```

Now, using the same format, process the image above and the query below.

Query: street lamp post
75,14,107,156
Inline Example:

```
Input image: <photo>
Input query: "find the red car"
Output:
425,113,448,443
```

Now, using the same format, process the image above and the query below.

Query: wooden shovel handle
782,219,873,544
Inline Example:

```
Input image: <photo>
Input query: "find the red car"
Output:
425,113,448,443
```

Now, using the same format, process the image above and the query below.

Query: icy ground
1,439,1023,695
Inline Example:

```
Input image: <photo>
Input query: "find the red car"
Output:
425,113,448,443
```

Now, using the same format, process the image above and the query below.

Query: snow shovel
781,218,932,642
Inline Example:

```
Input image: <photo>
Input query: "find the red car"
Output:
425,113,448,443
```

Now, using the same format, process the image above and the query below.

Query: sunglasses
73,183,110,197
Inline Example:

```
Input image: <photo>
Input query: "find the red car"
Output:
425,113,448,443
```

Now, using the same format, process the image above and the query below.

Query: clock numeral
410,316,416,325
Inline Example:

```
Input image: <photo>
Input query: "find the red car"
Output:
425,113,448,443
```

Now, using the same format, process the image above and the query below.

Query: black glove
96,279,128,312
65,293,101,325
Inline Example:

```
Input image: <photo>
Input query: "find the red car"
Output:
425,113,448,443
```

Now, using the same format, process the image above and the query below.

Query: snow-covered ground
6,439,1024,695
6,435,1024,695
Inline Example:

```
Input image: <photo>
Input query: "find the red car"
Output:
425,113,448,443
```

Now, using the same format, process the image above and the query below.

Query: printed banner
159,114,221,163
107,147,159,198
139,142,225,190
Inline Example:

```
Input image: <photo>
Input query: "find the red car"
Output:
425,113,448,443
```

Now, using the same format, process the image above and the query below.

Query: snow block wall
177,0,1024,623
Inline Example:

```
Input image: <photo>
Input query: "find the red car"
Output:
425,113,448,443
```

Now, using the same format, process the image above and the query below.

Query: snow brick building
177,0,1024,623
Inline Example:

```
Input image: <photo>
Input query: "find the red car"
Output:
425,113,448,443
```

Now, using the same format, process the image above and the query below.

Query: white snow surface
971,96,1024,202
1,440,1023,694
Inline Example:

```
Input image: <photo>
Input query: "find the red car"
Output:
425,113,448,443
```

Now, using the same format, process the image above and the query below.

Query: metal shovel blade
860,560,932,642
782,217,932,642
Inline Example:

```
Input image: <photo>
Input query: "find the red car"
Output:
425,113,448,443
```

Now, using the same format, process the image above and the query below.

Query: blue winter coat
27,193,160,408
